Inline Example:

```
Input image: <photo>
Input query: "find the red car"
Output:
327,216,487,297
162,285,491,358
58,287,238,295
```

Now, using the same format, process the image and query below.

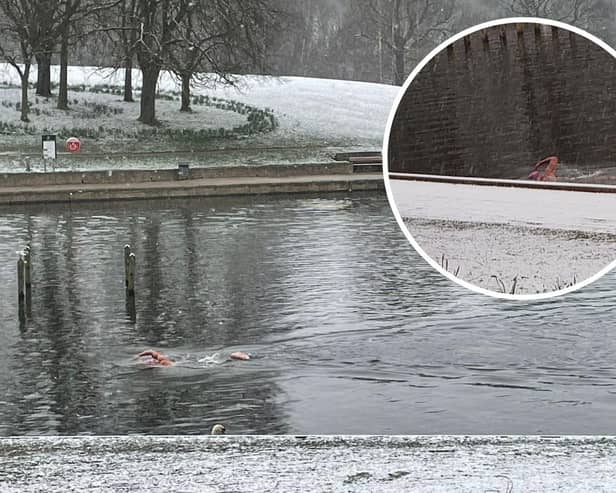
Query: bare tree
119,0,138,102
358,0,457,85
0,0,59,121
168,0,277,113
271,1,350,78
97,0,278,125
56,0,115,109
30,1,65,97
129,0,189,124
57,0,83,109
501,0,597,26
95,0,138,102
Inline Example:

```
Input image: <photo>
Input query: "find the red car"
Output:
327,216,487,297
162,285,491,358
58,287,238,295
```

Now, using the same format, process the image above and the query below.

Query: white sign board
42,135,56,160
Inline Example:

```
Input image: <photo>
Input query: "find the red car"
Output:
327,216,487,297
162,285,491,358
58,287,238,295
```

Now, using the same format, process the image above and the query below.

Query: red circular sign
65,137,81,153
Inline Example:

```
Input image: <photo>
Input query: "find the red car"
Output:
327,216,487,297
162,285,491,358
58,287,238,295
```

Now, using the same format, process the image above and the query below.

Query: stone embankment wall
388,23,616,178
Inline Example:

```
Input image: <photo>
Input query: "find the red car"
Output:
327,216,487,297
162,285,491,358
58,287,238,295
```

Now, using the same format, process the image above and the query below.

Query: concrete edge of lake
1,435,615,492
0,163,385,205
1,162,353,187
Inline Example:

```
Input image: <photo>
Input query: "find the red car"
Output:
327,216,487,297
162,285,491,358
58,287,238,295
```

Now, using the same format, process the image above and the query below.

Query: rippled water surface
1,193,615,435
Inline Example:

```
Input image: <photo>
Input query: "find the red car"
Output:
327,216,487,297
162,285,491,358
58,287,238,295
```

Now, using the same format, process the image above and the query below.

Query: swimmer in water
229,351,250,361
528,156,558,181
137,350,174,366
137,350,251,366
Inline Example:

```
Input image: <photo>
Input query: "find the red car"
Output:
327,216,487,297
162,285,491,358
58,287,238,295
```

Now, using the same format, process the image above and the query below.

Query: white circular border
383,17,616,301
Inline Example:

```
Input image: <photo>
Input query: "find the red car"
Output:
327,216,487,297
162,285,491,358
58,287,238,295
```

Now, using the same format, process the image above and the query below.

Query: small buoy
65,137,81,153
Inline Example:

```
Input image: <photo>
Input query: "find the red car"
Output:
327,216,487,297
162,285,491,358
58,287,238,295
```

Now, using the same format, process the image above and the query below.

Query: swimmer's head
527,170,541,180
211,424,226,435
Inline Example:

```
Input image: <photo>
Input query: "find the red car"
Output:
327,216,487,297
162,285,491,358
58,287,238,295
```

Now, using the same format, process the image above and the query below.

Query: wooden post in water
23,245,32,317
127,253,136,295
125,249,136,322
17,253,25,323
23,246,31,290
124,244,131,289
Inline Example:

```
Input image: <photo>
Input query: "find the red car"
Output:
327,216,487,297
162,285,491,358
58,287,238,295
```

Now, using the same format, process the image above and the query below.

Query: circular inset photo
384,18,616,299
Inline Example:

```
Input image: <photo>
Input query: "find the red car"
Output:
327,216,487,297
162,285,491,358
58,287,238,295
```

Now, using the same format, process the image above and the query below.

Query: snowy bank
2,435,616,492
390,179,616,294
0,64,399,143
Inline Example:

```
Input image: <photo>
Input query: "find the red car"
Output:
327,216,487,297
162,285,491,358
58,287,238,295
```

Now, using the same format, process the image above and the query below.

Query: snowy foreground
1,435,615,492
0,64,398,144
390,179,616,294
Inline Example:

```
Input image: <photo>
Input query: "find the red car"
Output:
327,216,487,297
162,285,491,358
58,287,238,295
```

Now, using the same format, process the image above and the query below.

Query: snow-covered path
390,179,616,235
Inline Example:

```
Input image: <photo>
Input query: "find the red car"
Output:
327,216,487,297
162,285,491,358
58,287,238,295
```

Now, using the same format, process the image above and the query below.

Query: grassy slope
0,65,399,171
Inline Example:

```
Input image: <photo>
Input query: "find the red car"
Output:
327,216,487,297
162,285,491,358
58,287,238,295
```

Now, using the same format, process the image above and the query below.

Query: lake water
0,192,615,435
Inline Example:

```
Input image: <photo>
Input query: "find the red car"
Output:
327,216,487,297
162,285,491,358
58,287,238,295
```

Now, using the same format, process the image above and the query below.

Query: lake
0,192,615,435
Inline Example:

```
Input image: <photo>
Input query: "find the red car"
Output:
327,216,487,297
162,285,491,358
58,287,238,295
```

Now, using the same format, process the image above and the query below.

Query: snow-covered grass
0,64,398,171
390,179,616,294
0,86,252,137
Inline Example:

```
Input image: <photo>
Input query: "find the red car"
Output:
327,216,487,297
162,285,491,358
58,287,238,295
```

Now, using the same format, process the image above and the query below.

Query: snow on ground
0,87,246,133
406,217,615,294
2,436,616,493
390,179,616,294
0,64,398,144
390,180,616,234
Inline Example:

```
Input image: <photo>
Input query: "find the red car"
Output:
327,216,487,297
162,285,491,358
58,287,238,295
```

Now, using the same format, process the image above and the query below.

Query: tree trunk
124,55,134,102
122,0,137,102
20,63,31,122
35,52,53,97
58,25,69,109
180,73,191,112
393,47,405,86
378,29,384,83
138,66,160,125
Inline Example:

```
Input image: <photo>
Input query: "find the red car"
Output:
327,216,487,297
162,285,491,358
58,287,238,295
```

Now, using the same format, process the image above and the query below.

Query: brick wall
388,23,616,179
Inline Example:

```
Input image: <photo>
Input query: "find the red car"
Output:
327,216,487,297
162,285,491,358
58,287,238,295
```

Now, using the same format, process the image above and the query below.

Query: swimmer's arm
138,350,159,359
534,156,558,169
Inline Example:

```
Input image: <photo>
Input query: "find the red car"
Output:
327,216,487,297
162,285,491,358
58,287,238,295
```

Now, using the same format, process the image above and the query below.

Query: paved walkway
0,173,384,205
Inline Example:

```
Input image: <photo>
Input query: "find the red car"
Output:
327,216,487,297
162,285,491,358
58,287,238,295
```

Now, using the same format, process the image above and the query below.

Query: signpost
42,134,56,172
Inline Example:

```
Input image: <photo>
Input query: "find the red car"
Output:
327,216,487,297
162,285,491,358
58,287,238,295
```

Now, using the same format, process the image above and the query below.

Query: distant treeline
7,1,616,85
2,0,616,125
